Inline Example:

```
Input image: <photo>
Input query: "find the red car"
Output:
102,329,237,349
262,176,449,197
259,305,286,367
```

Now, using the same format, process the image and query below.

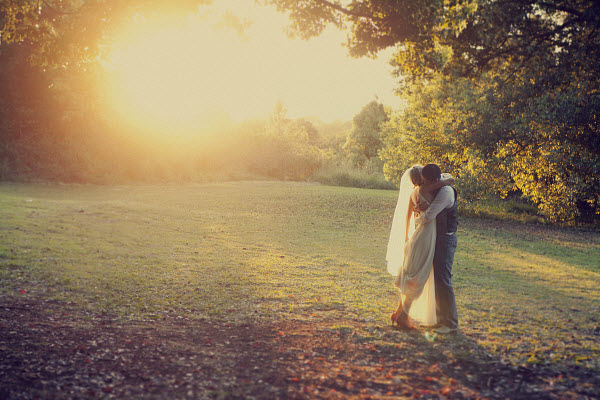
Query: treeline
264,0,600,222
0,41,392,188
2,0,600,223
378,72,600,223
2,38,599,223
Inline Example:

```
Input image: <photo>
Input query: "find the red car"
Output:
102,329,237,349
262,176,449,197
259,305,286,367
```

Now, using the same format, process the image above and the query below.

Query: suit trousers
433,232,458,329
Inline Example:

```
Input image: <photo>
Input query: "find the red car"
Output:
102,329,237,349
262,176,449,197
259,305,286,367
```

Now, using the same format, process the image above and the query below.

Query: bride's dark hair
422,164,441,181
409,165,424,186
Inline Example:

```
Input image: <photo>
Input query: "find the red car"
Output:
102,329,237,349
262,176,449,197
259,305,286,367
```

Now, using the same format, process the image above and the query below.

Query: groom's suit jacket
435,187,458,235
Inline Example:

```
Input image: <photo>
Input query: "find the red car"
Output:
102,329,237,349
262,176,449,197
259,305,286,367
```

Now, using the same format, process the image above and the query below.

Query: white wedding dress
387,170,437,326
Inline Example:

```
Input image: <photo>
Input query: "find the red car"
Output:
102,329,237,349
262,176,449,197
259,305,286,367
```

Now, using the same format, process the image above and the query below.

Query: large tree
265,0,599,83
267,0,600,221
343,99,388,167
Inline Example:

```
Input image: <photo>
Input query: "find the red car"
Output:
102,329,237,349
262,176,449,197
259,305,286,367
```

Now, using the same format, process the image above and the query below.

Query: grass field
1,181,599,399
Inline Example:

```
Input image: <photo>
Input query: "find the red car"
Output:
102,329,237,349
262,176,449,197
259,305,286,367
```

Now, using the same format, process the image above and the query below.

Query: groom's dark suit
415,185,459,329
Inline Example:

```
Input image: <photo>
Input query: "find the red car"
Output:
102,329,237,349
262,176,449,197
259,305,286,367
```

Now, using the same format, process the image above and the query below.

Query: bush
311,163,396,190
459,194,543,224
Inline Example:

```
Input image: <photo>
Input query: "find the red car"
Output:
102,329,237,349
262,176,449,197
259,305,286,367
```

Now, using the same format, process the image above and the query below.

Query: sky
219,0,401,122
105,0,400,131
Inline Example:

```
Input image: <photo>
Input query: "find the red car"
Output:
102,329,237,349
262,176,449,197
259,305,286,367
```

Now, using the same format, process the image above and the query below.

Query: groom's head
421,164,442,184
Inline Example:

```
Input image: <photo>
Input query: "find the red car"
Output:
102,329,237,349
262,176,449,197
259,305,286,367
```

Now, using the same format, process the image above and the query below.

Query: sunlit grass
454,218,600,367
1,181,599,372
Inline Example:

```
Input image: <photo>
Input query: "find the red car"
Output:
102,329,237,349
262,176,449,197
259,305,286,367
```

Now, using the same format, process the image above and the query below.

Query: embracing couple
386,163,458,334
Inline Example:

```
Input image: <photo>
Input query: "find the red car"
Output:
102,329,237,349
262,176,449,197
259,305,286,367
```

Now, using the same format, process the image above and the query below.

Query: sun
100,0,399,140
103,14,251,138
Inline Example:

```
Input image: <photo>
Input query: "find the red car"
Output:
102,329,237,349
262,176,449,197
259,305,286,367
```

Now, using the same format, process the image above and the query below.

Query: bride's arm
405,197,415,243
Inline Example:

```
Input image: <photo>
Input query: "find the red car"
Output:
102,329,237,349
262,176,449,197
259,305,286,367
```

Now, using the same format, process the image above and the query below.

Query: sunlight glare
103,0,398,140
105,17,245,137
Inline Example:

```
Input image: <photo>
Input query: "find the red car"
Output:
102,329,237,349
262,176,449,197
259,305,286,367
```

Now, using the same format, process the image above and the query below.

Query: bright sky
105,0,399,133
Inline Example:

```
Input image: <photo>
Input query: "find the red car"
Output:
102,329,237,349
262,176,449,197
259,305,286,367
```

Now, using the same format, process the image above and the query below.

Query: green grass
0,182,393,320
1,181,599,371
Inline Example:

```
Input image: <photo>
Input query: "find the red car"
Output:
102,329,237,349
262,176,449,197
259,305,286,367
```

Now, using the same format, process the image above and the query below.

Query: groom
415,164,459,334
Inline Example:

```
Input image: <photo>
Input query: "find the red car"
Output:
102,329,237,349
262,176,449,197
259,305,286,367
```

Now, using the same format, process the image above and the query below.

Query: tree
266,1,599,86
242,102,323,180
379,74,516,201
269,98,288,136
267,0,600,221
0,0,208,68
287,118,320,145
343,100,388,167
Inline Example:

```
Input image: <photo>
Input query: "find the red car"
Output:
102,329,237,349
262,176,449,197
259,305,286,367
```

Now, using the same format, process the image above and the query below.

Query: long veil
386,168,415,276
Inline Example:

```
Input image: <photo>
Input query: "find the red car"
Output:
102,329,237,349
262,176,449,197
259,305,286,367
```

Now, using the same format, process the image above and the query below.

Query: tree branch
312,0,381,20
505,0,585,18
532,1,585,18
42,0,84,16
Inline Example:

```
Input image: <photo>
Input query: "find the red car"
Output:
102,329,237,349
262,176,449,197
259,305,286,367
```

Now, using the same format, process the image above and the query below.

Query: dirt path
1,297,596,399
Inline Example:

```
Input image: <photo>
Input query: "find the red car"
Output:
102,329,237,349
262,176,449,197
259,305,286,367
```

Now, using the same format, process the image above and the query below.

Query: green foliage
0,0,207,68
380,71,600,221
311,161,396,190
495,79,600,222
266,0,477,61
379,75,514,199
0,42,386,189
343,100,388,167
237,104,324,180
268,0,600,222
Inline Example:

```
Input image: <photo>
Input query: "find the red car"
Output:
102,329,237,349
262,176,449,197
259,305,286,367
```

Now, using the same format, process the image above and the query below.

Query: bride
386,165,454,329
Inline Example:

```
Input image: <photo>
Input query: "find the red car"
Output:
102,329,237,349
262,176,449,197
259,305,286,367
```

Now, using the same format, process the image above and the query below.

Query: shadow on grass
353,323,598,400
390,329,543,399
0,295,299,399
2,295,598,399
